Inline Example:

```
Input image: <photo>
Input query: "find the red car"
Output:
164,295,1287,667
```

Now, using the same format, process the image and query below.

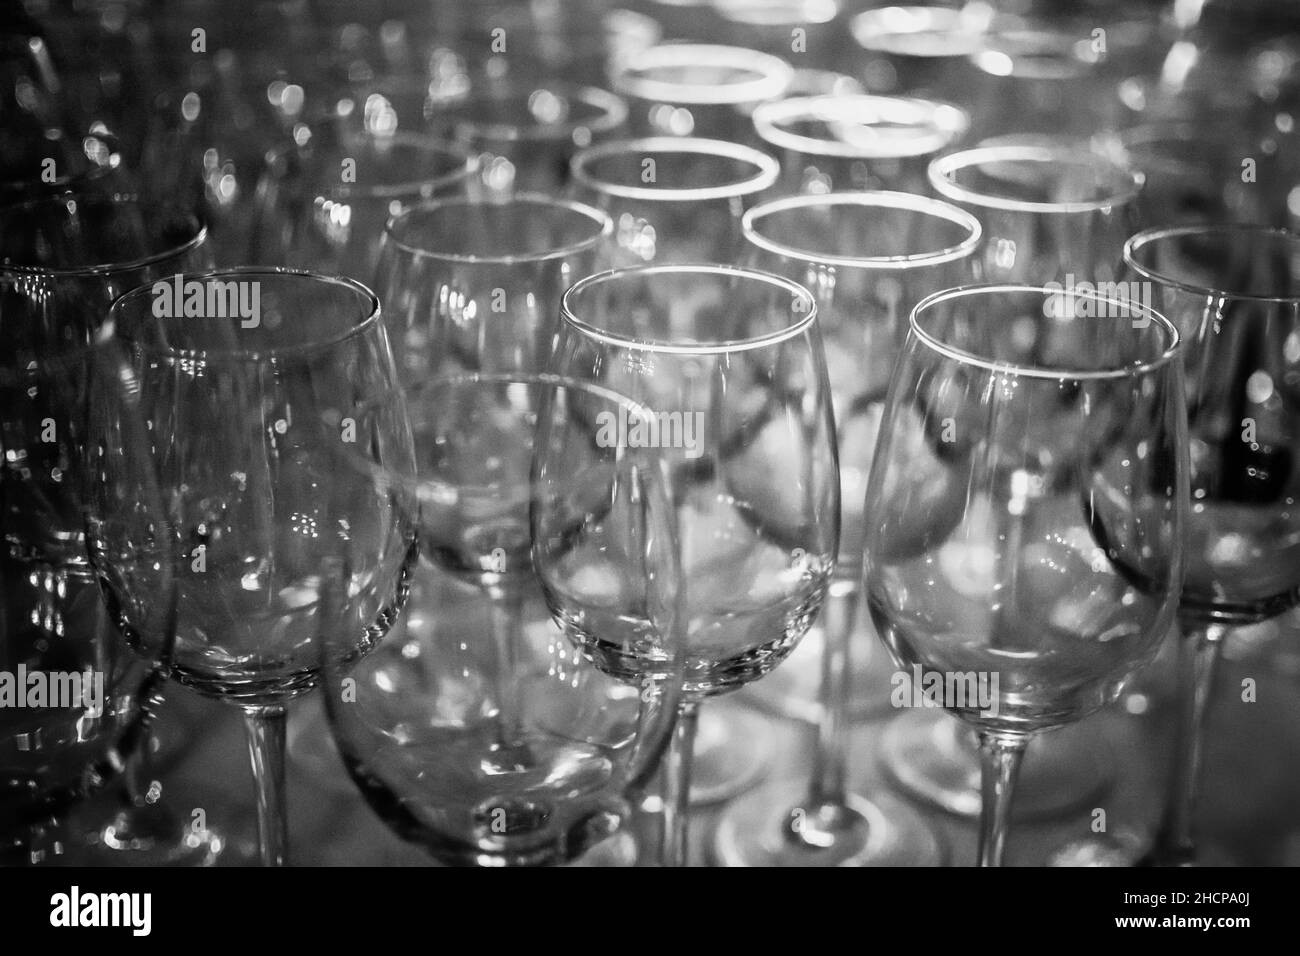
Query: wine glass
104,268,417,866
751,94,969,196
848,4,990,102
1124,224,1300,866
430,80,628,199
611,42,793,142
927,141,1144,285
0,329,174,865
879,140,1147,820
250,128,480,277
373,194,612,383
552,264,840,865
715,190,982,867
319,372,684,865
864,283,1188,865
569,136,779,267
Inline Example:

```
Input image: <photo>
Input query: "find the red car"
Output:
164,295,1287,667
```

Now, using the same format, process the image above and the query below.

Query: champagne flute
552,263,840,865
752,93,969,196
715,190,982,867
864,283,1188,865
104,268,417,866
1124,224,1300,865
320,372,684,865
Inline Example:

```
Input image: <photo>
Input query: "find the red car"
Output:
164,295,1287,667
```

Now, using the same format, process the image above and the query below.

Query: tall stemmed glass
715,191,981,866
373,194,612,383
553,264,840,865
0,193,216,864
569,137,779,268
752,94,969,196
105,269,417,866
864,284,1188,865
874,142,1147,820
250,130,479,277
320,373,684,865
1124,225,1300,866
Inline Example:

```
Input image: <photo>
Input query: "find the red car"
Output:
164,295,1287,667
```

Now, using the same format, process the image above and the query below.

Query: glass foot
880,710,1113,820
712,785,944,866
689,700,772,806
742,624,896,724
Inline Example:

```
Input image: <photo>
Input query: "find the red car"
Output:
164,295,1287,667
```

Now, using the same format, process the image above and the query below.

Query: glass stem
1147,621,1226,866
807,579,856,811
488,590,525,745
243,704,288,867
976,731,1028,866
660,701,699,867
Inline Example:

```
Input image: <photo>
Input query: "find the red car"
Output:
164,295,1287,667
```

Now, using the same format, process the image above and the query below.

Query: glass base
742,623,897,724
80,808,226,867
880,710,1113,821
689,700,772,806
712,785,944,866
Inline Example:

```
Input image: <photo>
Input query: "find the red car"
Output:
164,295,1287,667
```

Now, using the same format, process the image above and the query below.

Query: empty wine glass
250,129,479,277
715,190,982,867
0,191,215,866
848,4,990,102
430,81,628,198
881,141,1146,820
105,268,417,866
864,283,1188,865
1124,224,1300,866
611,42,793,141
752,94,969,196
927,141,1144,285
319,372,684,865
373,194,612,383
569,136,779,267
552,264,840,865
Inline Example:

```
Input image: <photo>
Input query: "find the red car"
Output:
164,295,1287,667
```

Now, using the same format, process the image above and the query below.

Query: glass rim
382,193,613,265
909,282,1181,380
752,93,969,159
850,4,990,54
1123,224,1300,305
928,144,1144,214
612,42,794,105
0,194,208,278
570,136,780,201
969,26,1097,79
265,132,480,200
107,267,383,362
714,0,840,27
743,190,982,270
561,264,818,355
445,83,629,142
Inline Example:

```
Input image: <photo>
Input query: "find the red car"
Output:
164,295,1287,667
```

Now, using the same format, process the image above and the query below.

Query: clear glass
321,373,684,866
714,191,981,866
104,269,418,866
250,130,480,277
864,284,1188,865
432,81,628,198
552,264,840,864
849,4,991,101
374,193,612,383
1124,225,1300,866
569,136,779,266
752,94,969,196
612,42,793,141
927,141,1144,284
